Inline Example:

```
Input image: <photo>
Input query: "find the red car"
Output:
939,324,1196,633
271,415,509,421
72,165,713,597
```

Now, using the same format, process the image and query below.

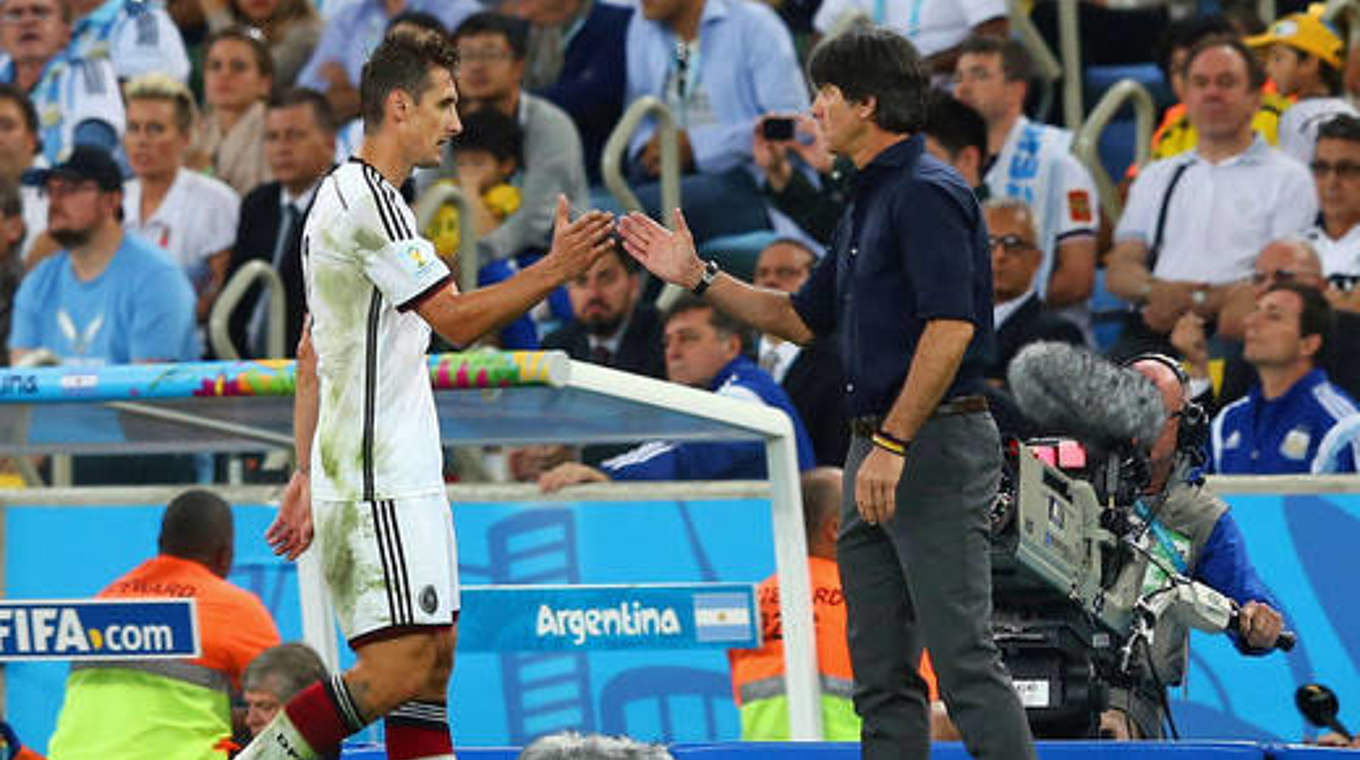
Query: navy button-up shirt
790,134,994,418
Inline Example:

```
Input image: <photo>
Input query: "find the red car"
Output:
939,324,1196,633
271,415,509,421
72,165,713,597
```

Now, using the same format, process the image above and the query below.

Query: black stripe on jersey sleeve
360,165,400,241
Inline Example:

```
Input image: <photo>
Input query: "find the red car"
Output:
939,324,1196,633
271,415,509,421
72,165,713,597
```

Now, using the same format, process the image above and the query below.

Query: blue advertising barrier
5,490,1360,751
0,599,198,661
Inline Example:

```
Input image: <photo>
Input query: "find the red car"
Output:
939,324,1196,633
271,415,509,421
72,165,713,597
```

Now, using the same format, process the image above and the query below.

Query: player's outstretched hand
547,195,614,280
617,209,702,288
267,470,314,561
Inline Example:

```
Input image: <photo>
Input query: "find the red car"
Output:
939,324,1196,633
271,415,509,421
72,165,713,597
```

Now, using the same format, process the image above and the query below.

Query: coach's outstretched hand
545,195,614,281
617,209,703,289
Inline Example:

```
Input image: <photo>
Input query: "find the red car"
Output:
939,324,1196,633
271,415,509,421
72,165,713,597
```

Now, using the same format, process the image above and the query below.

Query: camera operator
1102,356,1288,739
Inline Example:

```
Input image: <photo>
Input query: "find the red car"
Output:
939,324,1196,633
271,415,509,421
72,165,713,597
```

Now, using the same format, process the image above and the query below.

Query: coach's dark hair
1266,280,1333,360
159,490,234,568
360,32,459,132
1182,35,1267,92
957,34,1033,84
807,27,928,134
268,86,338,135
1318,113,1360,144
924,91,987,162
454,108,523,165
664,294,749,350
0,84,39,155
453,11,529,60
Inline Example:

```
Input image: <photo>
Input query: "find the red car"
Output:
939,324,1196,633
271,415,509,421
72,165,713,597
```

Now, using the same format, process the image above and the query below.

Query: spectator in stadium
922,91,988,198
1303,115,1360,303
512,0,631,185
66,0,190,82
0,180,24,365
1209,281,1360,474
227,87,335,359
752,238,847,467
1178,239,1360,408
0,0,125,165
729,467,948,741
9,145,198,366
243,643,329,737
542,242,665,379
192,26,275,196
122,73,240,327
538,295,815,489
201,0,322,87
295,0,479,123
752,111,849,246
1102,356,1286,739
431,108,524,259
984,199,1084,386
625,0,808,244
1149,15,1290,163
518,732,674,760
952,35,1097,320
450,11,589,268
1247,11,1357,165
0,85,48,261
1105,37,1316,357
47,489,281,758
811,0,1007,78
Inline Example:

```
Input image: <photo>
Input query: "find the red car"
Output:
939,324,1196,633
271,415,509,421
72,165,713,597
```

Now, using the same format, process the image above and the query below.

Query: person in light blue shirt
295,0,480,123
9,145,197,365
67,0,191,83
624,0,808,242
1211,281,1360,475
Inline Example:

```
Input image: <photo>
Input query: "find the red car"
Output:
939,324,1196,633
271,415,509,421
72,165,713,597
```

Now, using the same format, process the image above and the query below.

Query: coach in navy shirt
618,26,1034,760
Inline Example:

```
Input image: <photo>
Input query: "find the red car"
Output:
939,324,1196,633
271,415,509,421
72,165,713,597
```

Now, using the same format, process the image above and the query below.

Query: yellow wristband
871,432,908,457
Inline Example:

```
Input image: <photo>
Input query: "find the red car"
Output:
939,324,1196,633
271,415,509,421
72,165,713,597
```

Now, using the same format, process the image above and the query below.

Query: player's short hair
924,92,987,163
243,642,328,699
453,108,522,166
807,26,928,134
958,34,1033,83
359,31,459,132
124,73,198,136
206,25,275,82
268,86,338,135
1317,113,1360,144
452,12,529,60
158,489,233,564
386,9,448,38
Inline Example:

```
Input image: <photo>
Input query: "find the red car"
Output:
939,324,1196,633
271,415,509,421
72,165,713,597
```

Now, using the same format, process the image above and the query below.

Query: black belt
848,395,988,437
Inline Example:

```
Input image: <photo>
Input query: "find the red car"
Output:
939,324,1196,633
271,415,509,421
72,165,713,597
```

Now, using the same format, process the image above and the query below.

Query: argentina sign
0,599,200,661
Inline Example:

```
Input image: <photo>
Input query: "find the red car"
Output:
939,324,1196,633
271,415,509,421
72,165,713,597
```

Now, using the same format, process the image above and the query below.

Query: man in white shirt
121,73,239,329
1247,11,1356,165
813,0,1006,76
1302,113,1360,311
952,35,1097,325
1106,37,1317,356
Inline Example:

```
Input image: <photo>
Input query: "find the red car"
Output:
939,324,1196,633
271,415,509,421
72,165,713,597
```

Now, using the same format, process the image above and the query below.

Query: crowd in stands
1,0,1359,484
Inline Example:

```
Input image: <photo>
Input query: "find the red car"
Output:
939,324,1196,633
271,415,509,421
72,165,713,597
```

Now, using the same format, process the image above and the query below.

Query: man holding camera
1102,356,1287,738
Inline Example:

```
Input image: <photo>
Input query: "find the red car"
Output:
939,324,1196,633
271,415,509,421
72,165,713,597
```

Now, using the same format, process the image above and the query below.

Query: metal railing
208,259,286,360
1010,0,1064,123
1072,78,1156,223
1325,0,1360,64
413,182,478,292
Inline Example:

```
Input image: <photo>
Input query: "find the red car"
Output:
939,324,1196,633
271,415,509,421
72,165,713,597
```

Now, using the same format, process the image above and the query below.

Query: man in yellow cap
1249,10,1358,163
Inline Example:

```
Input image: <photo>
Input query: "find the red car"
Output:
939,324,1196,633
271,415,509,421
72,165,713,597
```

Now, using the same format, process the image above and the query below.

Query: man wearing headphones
1102,355,1287,739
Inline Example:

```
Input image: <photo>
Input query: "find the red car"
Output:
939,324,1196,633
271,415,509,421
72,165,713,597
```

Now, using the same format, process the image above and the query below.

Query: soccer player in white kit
238,31,614,760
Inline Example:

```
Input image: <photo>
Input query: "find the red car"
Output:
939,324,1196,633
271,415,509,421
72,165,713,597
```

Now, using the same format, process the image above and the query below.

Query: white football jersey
303,158,452,502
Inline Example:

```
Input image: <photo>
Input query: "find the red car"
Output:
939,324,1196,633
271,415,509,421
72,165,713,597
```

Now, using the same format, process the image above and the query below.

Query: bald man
1098,358,1285,739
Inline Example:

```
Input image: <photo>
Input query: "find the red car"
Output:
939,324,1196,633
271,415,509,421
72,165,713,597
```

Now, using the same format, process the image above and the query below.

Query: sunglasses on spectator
988,234,1036,254
1309,160,1360,179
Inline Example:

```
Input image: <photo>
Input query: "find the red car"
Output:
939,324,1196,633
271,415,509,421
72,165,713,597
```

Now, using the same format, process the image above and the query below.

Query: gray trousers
839,412,1036,759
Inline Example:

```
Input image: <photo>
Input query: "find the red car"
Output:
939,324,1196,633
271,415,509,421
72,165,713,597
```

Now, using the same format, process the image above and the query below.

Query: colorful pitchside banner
457,584,759,652
0,599,199,662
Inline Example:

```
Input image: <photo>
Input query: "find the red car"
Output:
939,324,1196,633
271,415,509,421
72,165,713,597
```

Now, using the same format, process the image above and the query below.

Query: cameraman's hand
1238,600,1284,649
855,446,904,525
789,114,833,173
753,117,793,192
